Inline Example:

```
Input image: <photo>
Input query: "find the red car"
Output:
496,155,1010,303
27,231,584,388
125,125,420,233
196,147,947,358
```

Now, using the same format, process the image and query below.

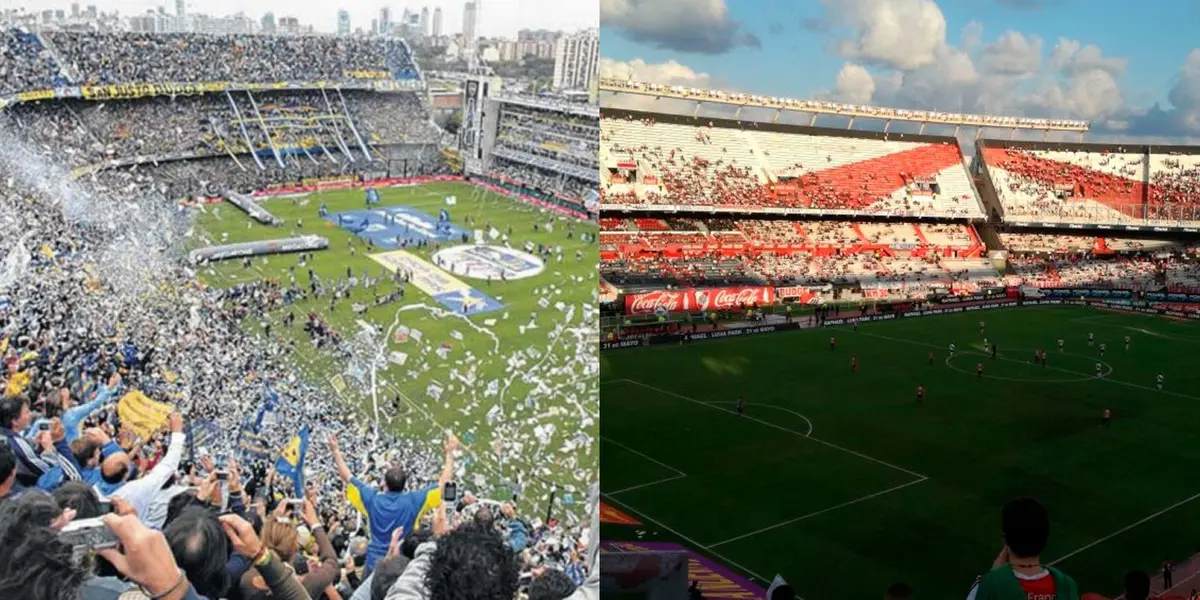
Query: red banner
624,289,695,314
599,502,642,525
695,286,775,311
625,286,777,314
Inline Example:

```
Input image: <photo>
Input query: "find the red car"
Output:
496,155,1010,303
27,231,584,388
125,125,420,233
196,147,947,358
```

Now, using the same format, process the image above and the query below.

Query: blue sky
599,0,1200,141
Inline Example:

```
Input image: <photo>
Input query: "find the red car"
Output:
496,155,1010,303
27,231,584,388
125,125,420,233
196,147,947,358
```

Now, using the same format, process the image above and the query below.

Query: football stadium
0,26,598,600
599,80,1200,600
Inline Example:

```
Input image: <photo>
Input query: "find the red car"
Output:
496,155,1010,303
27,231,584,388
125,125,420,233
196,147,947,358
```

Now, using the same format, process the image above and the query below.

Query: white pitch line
857,330,1200,402
706,401,814,436
620,379,928,480
600,435,687,477
599,492,774,587
605,474,688,495
707,476,928,548
1048,489,1200,566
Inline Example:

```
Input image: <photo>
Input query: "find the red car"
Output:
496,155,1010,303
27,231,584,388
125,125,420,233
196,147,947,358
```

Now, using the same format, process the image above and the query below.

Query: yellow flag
116,391,173,440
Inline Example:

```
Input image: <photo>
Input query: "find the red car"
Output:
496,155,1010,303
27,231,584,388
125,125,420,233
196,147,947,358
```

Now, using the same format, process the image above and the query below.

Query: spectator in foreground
1124,570,1151,600
886,582,913,599
967,497,1078,600
329,430,459,573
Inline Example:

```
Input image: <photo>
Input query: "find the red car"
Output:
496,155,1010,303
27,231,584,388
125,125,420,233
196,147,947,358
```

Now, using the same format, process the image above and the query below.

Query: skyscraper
419,7,430,38
379,6,391,35
462,2,477,46
260,11,275,33
432,7,443,37
552,28,599,91
337,9,350,35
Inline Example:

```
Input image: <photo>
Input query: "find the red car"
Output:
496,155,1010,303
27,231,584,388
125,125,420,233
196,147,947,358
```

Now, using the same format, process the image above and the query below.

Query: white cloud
834,63,876,103
961,20,983,50
1048,38,1128,77
600,0,760,54
979,31,1042,76
824,0,948,71
598,57,714,87
1022,68,1125,120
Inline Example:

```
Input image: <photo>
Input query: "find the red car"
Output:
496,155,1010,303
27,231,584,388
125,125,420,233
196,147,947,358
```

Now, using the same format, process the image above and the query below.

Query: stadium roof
600,78,1090,133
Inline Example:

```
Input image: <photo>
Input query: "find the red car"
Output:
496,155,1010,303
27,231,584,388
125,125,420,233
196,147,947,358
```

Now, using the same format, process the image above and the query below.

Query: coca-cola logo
700,287,764,310
628,291,685,314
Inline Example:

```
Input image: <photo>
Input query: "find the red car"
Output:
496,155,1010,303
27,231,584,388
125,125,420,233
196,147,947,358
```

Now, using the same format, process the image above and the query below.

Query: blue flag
251,385,281,433
275,426,310,498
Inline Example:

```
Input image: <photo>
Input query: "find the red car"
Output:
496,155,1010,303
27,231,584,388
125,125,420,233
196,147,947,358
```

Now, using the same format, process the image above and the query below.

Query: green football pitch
601,305,1200,599
193,182,598,522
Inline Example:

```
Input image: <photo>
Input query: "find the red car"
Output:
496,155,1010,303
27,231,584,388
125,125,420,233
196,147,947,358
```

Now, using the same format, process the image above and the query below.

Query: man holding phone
328,431,459,573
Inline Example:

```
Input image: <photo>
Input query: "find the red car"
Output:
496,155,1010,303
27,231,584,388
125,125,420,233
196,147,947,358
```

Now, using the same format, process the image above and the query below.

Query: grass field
600,305,1200,599
192,182,599,522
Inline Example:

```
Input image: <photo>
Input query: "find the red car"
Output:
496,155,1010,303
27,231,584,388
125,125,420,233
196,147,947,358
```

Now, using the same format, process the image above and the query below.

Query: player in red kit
977,362,984,378
830,336,836,351
850,355,858,373
916,385,924,403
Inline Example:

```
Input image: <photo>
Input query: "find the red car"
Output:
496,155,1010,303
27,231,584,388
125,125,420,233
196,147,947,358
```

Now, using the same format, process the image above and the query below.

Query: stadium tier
600,217,994,293
479,95,599,212
1,29,418,95
600,109,985,218
978,139,1200,227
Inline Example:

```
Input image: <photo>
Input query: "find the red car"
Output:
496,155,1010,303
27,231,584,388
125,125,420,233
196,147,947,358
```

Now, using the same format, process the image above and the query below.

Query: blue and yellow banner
275,426,310,497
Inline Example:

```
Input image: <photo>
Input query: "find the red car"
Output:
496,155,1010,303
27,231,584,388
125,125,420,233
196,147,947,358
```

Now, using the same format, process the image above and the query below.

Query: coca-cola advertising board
692,286,776,311
624,290,695,315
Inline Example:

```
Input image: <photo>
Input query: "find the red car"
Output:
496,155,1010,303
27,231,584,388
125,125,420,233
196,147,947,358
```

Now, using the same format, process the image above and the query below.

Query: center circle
944,346,1112,383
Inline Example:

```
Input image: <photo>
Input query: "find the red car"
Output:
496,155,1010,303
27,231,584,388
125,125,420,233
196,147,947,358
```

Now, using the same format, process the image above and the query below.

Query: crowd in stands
3,90,439,171
45,31,419,86
600,116,985,218
0,150,596,600
489,157,594,205
0,28,69,96
497,104,598,172
0,28,420,97
984,146,1200,225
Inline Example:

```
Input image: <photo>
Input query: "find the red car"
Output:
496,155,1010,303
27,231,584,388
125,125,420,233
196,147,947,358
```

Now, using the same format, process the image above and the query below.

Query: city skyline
0,0,596,38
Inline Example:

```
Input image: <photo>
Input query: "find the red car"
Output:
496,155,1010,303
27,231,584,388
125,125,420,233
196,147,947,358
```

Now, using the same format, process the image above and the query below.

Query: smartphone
443,481,458,504
59,517,119,561
37,422,50,431
214,470,230,481
97,500,113,515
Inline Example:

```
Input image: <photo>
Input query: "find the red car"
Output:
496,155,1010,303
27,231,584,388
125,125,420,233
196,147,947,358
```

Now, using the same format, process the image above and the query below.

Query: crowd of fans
497,104,598,173
985,146,1200,225
0,55,595,600
0,28,70,96
3,90,439,171
488,157,594,205
4,30,418,90
0,135,596,598
599,115,985,217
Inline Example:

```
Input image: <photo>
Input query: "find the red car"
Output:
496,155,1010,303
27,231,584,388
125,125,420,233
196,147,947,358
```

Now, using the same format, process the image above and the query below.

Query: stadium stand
978,140,1200,226
0,29,597,600
601,109,1200,308
487,98,598,207
600,110,985,218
